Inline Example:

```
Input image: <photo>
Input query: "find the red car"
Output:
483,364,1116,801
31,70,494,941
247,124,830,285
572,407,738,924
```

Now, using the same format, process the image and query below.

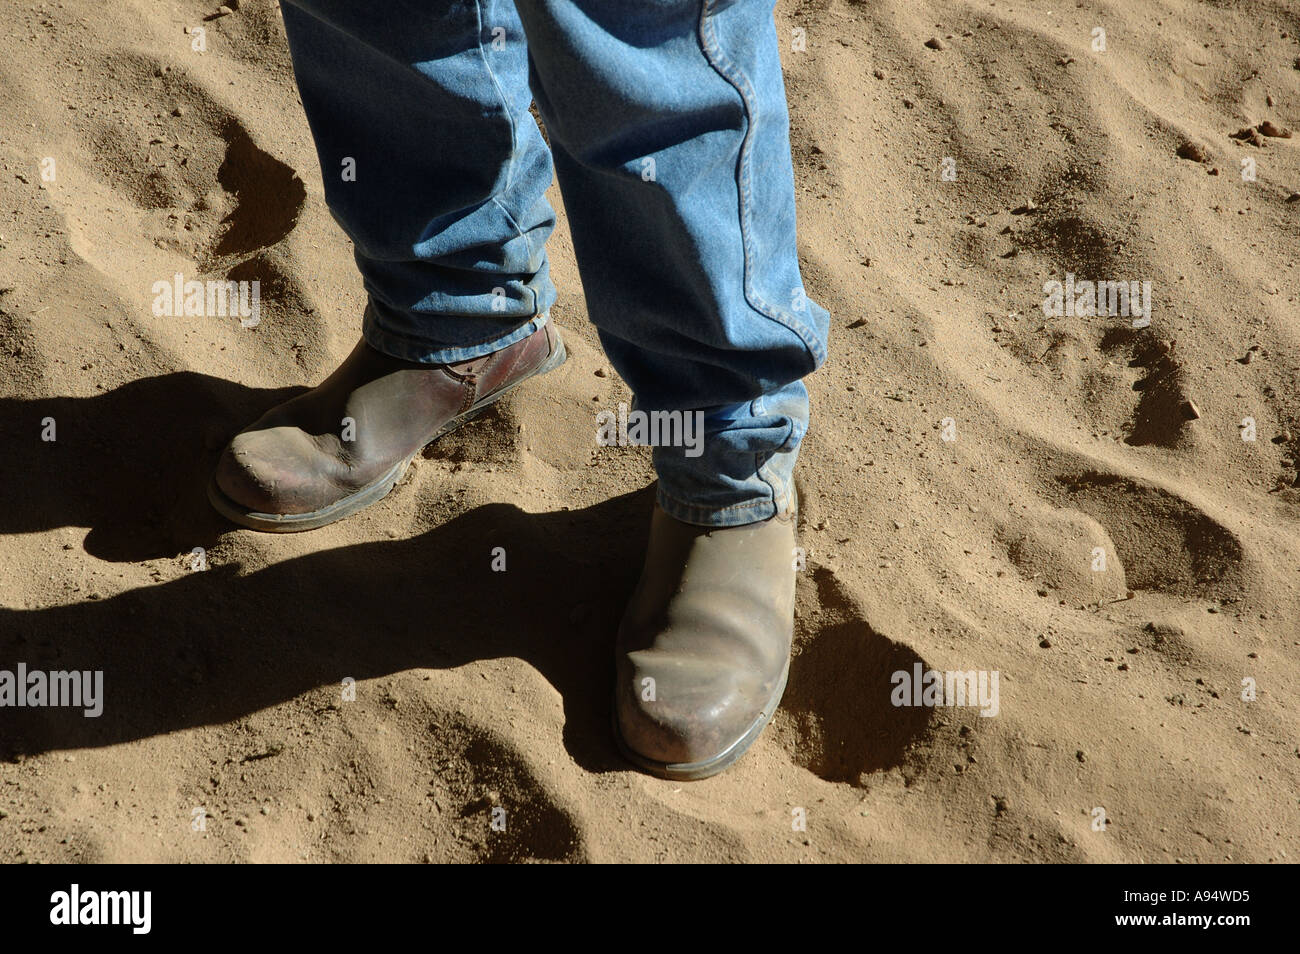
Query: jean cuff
362,302,548,364
655,481,798,529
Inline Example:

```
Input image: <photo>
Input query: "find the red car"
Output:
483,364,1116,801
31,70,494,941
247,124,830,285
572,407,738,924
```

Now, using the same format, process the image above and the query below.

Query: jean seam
696,0,826,370
475,0,541,283
490,196,541,313
475,1,517,190
750,393,778,510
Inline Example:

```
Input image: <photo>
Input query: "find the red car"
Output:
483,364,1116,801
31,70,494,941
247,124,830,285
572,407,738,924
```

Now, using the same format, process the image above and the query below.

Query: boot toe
215,427,337,515
615,651,783,771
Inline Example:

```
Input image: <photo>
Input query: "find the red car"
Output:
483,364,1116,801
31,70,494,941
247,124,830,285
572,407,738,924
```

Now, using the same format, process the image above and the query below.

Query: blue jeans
279,0,830,527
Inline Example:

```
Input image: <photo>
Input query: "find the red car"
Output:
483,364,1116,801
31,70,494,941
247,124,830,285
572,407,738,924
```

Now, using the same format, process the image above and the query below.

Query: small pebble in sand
1176,141,1207,162
1258,120,1291,138
924,37,946,51
1179,399,1200,420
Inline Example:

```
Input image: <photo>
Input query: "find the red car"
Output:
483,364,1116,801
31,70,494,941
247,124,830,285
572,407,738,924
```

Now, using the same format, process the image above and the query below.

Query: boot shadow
0,372,303,562
0,484,653,774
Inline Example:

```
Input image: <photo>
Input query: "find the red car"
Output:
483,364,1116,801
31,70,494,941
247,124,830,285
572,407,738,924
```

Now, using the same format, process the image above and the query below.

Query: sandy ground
1,0,1298,863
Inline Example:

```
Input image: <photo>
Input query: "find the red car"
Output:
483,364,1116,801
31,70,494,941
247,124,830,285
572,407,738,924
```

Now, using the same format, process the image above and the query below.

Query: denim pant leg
279,0,557,363
514,0,830,527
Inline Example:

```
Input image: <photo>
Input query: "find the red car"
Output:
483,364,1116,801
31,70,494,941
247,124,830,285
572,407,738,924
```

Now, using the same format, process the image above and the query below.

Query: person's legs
211,0,827,778
281,0,556,361
513,0,829,777
210,0,567,530
515,0,828,528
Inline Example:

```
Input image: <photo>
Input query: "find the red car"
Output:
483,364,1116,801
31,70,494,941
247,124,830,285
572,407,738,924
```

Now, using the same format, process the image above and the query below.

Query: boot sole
207,332,567,532
613,657,790,781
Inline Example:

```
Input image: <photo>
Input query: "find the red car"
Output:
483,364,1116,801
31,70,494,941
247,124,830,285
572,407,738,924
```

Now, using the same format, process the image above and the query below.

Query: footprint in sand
1050,471,1246,600
41,50,309,343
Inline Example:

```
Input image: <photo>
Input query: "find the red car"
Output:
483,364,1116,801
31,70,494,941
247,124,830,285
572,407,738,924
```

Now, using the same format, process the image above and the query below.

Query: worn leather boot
209,321,565,531
615,502,797,780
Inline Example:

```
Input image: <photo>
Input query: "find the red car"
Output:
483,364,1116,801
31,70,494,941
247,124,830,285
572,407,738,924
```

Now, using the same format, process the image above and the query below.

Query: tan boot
614,502,797,779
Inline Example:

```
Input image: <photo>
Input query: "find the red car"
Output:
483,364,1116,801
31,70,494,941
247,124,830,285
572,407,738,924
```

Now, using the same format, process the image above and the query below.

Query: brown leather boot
208,321,565,531
614,502,797,780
